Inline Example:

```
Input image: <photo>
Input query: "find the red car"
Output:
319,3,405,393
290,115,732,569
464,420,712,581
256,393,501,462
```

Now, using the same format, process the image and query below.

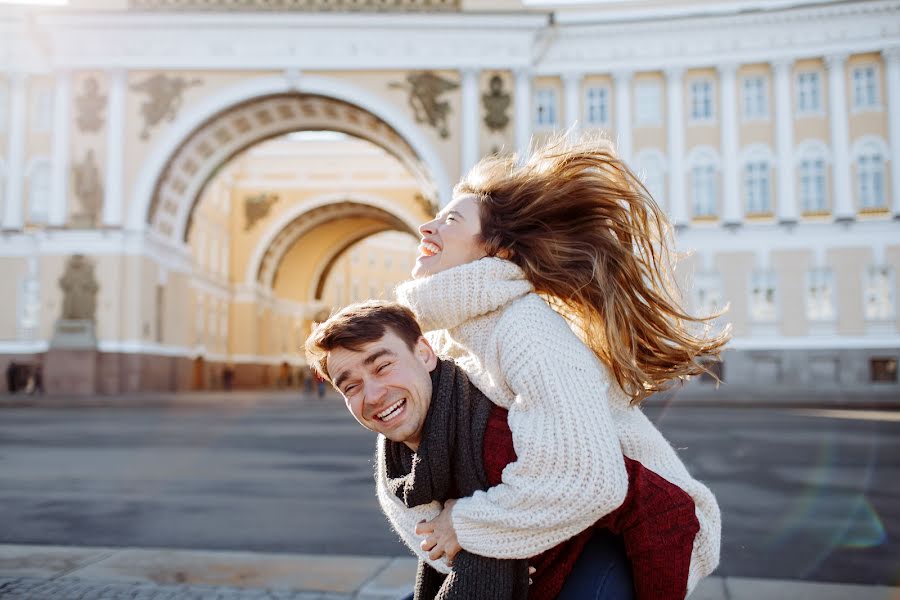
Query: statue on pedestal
59,254,99,323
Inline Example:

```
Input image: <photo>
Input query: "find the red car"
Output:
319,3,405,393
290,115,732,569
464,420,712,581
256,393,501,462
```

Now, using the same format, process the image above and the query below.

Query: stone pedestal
45,319,98,395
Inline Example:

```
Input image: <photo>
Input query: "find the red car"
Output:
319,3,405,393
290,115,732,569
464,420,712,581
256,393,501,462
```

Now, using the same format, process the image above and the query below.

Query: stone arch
127,74,451,241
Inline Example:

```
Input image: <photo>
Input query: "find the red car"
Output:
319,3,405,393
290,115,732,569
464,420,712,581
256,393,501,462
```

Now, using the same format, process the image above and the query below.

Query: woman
380,136,730,599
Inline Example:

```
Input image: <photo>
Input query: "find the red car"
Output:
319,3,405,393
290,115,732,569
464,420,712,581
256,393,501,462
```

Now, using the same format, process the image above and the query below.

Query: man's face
326,329,437,452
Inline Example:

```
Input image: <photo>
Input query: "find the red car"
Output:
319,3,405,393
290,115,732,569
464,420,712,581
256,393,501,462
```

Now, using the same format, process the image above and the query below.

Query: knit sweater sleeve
374,437,452,575
450,296,630,559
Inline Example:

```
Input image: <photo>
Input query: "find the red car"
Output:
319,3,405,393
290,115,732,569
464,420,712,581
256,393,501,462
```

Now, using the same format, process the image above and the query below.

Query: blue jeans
398,530,634,599
557,530,634,600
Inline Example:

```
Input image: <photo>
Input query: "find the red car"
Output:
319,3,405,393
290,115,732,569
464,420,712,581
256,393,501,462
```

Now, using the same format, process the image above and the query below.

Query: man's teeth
419,242,441,257
378,399,406,422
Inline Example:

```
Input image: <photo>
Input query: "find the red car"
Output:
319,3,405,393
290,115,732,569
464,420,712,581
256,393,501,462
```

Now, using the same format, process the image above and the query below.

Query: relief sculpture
482,74,511,132
390,71,459,139
75,77,107,133
72,149,103,227
130,73,203,140
59,254,99,322
244,192,279,231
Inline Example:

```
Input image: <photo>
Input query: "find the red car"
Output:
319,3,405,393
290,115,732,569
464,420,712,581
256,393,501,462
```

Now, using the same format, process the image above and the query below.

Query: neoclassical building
0,0,898,393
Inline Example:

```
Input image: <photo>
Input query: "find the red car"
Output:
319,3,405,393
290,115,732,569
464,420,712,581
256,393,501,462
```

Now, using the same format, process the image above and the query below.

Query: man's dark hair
304,300,424,383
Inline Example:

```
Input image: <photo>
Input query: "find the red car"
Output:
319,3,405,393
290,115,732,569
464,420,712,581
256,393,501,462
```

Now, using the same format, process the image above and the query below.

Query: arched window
27,160,51,224
741,145,774,216
856,141,886,210
687,147,719,218
796,141,829,214
635,150,666,210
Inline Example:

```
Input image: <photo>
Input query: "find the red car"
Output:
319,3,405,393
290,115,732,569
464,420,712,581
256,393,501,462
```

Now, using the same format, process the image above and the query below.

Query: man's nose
365,378,389,408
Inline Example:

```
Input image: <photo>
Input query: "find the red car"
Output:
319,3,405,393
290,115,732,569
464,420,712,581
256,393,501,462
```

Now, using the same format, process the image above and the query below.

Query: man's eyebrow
333,348,396,390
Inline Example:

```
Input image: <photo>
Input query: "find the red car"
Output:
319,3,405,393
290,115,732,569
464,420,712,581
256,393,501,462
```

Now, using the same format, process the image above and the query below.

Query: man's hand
416,499,461,563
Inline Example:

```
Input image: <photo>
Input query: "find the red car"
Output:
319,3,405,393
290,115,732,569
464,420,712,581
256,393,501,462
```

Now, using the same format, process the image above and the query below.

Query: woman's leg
557,530,635,600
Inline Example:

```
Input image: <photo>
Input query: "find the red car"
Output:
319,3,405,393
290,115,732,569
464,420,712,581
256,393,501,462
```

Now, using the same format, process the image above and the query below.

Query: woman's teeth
378,399,406,422
419,242,441,257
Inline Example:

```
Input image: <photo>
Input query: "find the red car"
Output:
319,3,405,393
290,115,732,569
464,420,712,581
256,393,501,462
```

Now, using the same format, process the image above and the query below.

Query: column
103,69,127,227
719,63,742,225
826,54,854,221
884,47,900,218
562,72,582,136
613,70,633,164
773,59,798,223
514,68,532,158
3,72,26,230
666,67,687,226
48,69,72,227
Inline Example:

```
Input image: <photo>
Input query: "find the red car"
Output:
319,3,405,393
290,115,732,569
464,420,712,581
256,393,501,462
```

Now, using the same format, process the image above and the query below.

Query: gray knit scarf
381,358,530,600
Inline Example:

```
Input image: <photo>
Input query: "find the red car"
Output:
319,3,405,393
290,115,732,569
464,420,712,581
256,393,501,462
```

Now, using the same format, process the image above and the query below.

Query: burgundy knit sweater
481,404,700,600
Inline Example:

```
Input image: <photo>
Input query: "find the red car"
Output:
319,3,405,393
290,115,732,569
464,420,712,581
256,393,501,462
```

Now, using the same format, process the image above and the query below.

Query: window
742,76,767,120
584,86,609,127
750,269,777,323
691,164,717,217
870,358,898,383
27,161,51,224
852,65,879,110
634,82,661,126
857,144,886,209
796,72,822,114
800,157,827,213
806,268,835,321
744,161,772,215
31,86,53,133
636,151,665,208
689,79,714,121
693,272,723,317
535,87,559,128
865,265,895,320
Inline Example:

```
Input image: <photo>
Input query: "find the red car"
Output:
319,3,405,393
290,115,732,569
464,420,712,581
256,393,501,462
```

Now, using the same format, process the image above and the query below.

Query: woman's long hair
456,135,731,404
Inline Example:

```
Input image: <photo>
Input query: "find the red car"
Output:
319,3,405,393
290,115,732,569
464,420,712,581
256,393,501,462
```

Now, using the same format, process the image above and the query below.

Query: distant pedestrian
31,363,44,395
315,370,326,399
6,362,17,394
222,366,235,391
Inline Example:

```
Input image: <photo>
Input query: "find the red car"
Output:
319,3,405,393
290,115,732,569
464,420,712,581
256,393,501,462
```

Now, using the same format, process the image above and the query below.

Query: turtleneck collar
395,257,533,332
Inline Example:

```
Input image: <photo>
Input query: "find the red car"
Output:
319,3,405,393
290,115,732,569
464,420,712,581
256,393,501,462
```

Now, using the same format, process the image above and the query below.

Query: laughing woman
379,136,730,600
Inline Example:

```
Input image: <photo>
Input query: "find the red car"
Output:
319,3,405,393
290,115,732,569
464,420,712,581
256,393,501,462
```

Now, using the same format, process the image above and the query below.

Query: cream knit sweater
378,257,721,594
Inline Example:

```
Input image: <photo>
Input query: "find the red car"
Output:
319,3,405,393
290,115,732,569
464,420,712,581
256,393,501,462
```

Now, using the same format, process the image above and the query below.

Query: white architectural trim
460,68,480,177
243,191,422,286
562,71,582,134
2,72,26,230
515,68,533,158
666,67,687,226
48,69,71,227
633,148,668,171
739,143,776,165
794,139,832,165
728,336,900,350
850,134,890,160
827,54,855,221
685,145,721,170
720,63,741,225
127,74,453,235
884,46,900,217
25,156,52,177
103,68,127,227
613,70,633,163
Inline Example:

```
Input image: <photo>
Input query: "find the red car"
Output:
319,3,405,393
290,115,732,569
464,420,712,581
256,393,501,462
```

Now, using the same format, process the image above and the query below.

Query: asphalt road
0,392,897,586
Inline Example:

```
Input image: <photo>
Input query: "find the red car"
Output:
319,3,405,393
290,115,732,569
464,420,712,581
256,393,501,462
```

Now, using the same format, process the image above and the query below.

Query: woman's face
412,194,488,279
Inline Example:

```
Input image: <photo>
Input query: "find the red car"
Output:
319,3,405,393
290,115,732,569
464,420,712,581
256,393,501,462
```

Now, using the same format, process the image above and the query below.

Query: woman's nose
418,219,436,236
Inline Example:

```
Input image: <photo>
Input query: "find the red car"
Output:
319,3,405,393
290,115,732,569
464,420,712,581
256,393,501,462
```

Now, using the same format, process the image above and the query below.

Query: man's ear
415,336,438,370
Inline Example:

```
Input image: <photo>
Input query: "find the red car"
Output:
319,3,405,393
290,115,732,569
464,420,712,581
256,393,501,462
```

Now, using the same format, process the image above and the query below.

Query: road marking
790,409,900,422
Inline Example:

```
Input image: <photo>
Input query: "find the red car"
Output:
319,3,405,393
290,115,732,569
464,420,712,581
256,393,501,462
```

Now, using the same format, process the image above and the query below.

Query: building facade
0,0,898,392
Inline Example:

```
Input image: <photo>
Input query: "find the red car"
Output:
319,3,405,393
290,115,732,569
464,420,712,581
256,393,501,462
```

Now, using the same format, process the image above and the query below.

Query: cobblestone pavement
0,578,356,600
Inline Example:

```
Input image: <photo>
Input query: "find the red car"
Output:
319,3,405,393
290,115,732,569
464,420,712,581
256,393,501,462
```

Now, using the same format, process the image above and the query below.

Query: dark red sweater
481,404,700,600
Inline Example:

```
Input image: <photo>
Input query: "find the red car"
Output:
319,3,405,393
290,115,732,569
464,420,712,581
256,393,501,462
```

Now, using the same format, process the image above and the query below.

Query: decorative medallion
390,71,459,139
59,254,99,322
244,192,279,231
130,74,203,140
72,149,103,227
482,74,511,132
75,77,107,133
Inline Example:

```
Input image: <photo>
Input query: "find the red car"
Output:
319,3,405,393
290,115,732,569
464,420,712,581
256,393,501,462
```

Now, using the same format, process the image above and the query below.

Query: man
305,300,634,600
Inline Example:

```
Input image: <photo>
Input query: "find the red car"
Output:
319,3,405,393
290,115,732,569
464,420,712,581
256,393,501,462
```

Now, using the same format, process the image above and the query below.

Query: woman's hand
416,499,461,563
